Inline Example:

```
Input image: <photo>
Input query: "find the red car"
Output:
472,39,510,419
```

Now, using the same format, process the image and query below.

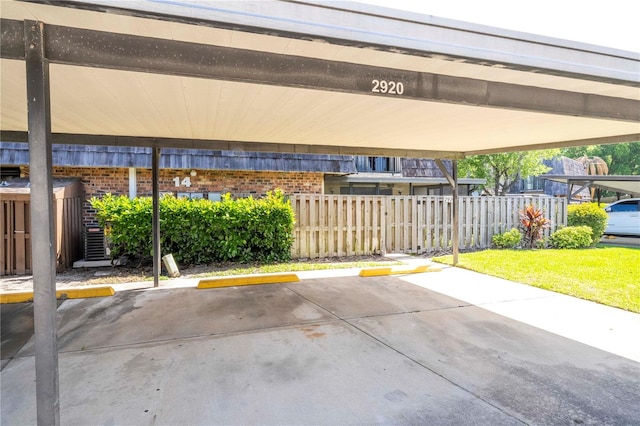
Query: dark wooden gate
0,178,83,275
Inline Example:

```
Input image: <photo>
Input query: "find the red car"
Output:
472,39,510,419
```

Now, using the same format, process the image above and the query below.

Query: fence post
380,197,387,255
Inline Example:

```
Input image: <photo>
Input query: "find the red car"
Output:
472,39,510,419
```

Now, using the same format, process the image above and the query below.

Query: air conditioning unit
84,227,110,260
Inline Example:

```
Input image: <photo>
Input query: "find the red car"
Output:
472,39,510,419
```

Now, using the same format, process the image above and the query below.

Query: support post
152,146,161,287
25,20,60,426
451,160,459,266
435,159,459,265
128,167,137,199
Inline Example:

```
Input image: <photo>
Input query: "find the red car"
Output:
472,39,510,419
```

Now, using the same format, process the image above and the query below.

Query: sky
356,0,639,53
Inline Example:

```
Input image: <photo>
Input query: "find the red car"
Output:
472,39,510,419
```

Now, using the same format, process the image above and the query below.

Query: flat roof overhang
325,174,485,186
544,175,640,196
1,0,639,157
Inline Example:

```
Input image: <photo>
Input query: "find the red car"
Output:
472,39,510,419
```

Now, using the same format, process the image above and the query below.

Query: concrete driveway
2,271,639,425
600,234,640,247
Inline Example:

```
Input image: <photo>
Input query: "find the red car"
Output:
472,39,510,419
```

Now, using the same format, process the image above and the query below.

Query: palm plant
519,205,551,248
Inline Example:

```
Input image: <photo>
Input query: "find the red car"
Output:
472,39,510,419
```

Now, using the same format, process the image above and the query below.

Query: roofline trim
23,0,640,85
2,19,638,121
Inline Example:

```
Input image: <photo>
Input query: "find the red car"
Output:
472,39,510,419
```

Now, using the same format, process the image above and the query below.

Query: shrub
519,205,551,249
91,194,153,259
567,202,608,245
549,226,592,249
91,190,294,265
492,228,522,249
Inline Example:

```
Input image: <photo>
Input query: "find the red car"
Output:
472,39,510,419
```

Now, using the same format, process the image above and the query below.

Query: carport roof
543,175,640,196
1,0,639,158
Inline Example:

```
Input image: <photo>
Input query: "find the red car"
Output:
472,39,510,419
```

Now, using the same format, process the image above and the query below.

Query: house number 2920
173,176,192,187
371,79,404,95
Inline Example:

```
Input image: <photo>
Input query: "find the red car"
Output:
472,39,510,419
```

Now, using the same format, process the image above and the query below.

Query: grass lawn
432,247,640,313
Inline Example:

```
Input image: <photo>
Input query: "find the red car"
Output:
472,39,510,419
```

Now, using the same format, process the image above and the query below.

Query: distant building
324,157,484,195
509,156,590,199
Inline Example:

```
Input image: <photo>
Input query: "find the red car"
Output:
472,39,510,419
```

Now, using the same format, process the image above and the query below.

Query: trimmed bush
91,190,294,264
549,226,592,249
492,228,522,249
567,202,608,245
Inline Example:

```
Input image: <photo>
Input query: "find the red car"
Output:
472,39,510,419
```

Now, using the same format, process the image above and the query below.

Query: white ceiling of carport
0,0,638,156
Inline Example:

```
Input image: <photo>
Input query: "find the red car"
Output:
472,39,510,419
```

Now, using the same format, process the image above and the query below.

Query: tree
458,149,559,195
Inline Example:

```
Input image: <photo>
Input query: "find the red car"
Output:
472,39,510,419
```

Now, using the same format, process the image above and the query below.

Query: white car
604,198,640,236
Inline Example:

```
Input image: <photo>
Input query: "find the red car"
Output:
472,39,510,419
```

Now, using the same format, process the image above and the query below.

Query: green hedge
492,228,522,249
549,226,593,249
91,190,295,264
567,202,608,245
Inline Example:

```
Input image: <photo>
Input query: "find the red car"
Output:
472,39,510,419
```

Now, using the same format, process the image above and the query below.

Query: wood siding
291,195,567,258
0,181,83,275
1,142,356,174
0,198,31,275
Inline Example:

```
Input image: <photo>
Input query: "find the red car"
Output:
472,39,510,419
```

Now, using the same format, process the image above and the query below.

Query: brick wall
136,169,324,197
21,166,324,225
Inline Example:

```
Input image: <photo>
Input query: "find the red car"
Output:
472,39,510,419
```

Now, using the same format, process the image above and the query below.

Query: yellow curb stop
359,264,441,277
197,273,299,289
0,286,116,304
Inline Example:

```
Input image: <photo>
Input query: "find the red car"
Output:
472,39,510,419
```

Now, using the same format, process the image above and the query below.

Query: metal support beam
128,167,137,199
451,160,459,266
569,182,591,200
152,146,161,287
435,159,459,265
1,18,637,122
25,20,60,426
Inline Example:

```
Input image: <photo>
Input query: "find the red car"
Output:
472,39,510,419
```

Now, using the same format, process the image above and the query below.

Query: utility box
0,178,83,275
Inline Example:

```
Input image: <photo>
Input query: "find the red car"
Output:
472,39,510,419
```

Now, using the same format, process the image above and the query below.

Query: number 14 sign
173,176,192,187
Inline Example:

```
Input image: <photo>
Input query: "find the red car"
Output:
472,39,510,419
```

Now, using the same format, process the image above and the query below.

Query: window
609,200,639,213
354,156,399,173
177,192,204,199
339,185,392,195
0,166,20,180
523,176,544,191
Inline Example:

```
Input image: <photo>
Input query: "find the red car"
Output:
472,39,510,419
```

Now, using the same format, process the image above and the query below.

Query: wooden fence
0,198,31,275
1,180,83,275
290,195,567,258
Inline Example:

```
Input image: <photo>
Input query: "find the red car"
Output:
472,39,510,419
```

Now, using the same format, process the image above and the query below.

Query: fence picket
0,202,6,274
289,195,566,259
356,196,362,254
8,201,14,274
337,197,344,256
380,197,387,255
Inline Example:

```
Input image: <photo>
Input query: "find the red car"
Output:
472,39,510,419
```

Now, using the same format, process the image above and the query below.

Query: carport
1,0,638,423
544,175,640,198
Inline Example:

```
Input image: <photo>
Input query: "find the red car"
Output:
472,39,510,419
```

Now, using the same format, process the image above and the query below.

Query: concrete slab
351,306,640,425
2,270,639,425
16,285,334,355
402,266,640,362
599,235,640,247
1,302,33,369
287,275,467,319
1,300,64,370
2,321,517,425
